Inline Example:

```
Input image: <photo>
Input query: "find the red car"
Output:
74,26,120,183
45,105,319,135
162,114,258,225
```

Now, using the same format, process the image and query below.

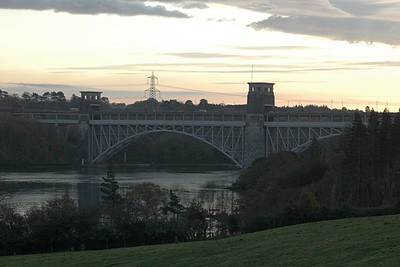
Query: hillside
1,214,400,266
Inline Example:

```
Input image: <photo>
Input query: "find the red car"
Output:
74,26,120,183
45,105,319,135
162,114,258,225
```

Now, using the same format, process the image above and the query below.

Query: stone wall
243,114,265,168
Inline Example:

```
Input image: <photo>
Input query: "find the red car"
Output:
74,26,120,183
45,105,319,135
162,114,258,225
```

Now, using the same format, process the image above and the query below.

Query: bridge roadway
12,110,360,168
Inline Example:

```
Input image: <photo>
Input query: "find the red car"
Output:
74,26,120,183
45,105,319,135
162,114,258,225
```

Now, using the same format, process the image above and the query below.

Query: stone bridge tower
243,82,275,168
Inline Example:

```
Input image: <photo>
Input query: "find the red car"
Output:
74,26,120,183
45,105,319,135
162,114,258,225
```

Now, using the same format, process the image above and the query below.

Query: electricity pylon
145,72,160,99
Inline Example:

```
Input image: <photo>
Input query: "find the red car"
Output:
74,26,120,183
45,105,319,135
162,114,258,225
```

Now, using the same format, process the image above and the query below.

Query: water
0,166,240,213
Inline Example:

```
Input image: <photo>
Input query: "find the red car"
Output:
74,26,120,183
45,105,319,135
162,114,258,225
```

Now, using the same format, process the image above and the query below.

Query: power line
159,84,245,97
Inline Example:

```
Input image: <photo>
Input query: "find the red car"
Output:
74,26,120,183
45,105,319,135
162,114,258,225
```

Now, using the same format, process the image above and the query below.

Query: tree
69,94,80,108
366,110,380,206
42,92,51,101
391,110,400,204
0,204,27,255
198,99,209,110
101,97,109,104
21,92,31,101
341,112,367,206
99,163,123,248
125,182,167,221
26,195,79,253
380,109,394,204
182,200,208,240
184,100,195,111
101,163,122,208
162,190,183,220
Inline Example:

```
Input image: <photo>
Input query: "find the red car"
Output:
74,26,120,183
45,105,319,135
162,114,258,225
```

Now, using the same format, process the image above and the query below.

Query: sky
1,0,400,111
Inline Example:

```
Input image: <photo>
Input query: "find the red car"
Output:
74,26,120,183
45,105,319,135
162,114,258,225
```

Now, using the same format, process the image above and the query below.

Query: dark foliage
0,114,83,166
0,184,234,255
236,110,400,233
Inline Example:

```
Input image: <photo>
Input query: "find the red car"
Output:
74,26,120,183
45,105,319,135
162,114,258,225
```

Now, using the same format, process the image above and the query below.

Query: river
0,166,240,213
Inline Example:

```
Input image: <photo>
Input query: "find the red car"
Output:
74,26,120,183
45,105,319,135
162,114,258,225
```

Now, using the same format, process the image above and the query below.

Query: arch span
290,133,342,154
89,123,245,167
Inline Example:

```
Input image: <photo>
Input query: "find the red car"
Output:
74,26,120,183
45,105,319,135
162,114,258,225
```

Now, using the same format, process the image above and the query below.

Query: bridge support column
78,119,90,164
243,114,266,169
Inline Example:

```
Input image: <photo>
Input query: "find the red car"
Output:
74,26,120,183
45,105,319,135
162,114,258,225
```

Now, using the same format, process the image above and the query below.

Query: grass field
1,214,400,266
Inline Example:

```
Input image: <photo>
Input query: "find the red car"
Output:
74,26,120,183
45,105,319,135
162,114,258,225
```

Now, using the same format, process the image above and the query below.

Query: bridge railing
89,112,246,122
264,111,368,124
11,112,89,124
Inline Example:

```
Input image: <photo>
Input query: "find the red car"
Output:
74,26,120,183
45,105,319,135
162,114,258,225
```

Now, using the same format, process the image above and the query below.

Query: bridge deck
11,111,365,127
89,112,246,122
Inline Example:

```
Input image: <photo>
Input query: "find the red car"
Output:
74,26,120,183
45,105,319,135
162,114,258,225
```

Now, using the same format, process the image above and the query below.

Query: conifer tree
99,162,123,248
391,109,400,163
343,112,367,206
101,162,122,208
391,109,400,201
380,109,393,204
162,190,184,220
366,110,380,206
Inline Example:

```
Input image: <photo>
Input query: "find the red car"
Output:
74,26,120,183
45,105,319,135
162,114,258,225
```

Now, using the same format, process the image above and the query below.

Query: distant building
80,91,102,113
246,82,275,113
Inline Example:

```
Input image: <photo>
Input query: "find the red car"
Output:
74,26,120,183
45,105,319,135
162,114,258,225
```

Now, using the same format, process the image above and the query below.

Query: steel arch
89,124,245,167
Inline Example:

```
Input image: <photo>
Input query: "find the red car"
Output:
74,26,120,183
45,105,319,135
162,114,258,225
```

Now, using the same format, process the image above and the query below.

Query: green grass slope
2,215,400,267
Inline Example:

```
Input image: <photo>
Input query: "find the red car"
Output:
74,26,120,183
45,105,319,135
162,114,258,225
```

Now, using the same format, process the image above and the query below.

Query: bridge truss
264,112,355,156
265,124,344,156
88,119,245,167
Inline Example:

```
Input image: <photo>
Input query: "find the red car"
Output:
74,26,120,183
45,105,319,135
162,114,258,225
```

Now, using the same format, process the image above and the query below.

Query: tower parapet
246,82,275,113
80,91,102,113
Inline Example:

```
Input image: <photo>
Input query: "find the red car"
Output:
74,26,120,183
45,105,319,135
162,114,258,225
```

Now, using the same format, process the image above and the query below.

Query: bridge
12,82,358,168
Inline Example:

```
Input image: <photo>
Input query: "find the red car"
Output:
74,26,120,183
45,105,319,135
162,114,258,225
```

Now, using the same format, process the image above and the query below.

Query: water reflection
1,168,239,213
77,182,101,208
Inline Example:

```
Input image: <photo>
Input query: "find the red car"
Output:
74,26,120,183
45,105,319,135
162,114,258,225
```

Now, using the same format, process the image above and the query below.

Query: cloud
229,45,320,51
0,0,189,18
208,17,235,22
330,0,400,17
179,1,209,9
3,0,399,45
251,15,400,45
164,52,241,58
209,0,400,45
153,0,208,9
51,61,371,76
349,61,400,67
213,0,349,17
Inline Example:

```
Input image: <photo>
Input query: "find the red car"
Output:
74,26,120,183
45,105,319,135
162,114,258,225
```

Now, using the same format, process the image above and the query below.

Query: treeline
0,166,238,255
0,89,241,113
0,90,84,111
2,88,351,113
338,110,400,207
125,98,245,113
234,110,400,232
0,114,83,166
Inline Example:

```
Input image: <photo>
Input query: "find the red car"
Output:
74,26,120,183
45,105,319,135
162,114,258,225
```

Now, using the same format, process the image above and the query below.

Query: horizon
1,81,393,112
